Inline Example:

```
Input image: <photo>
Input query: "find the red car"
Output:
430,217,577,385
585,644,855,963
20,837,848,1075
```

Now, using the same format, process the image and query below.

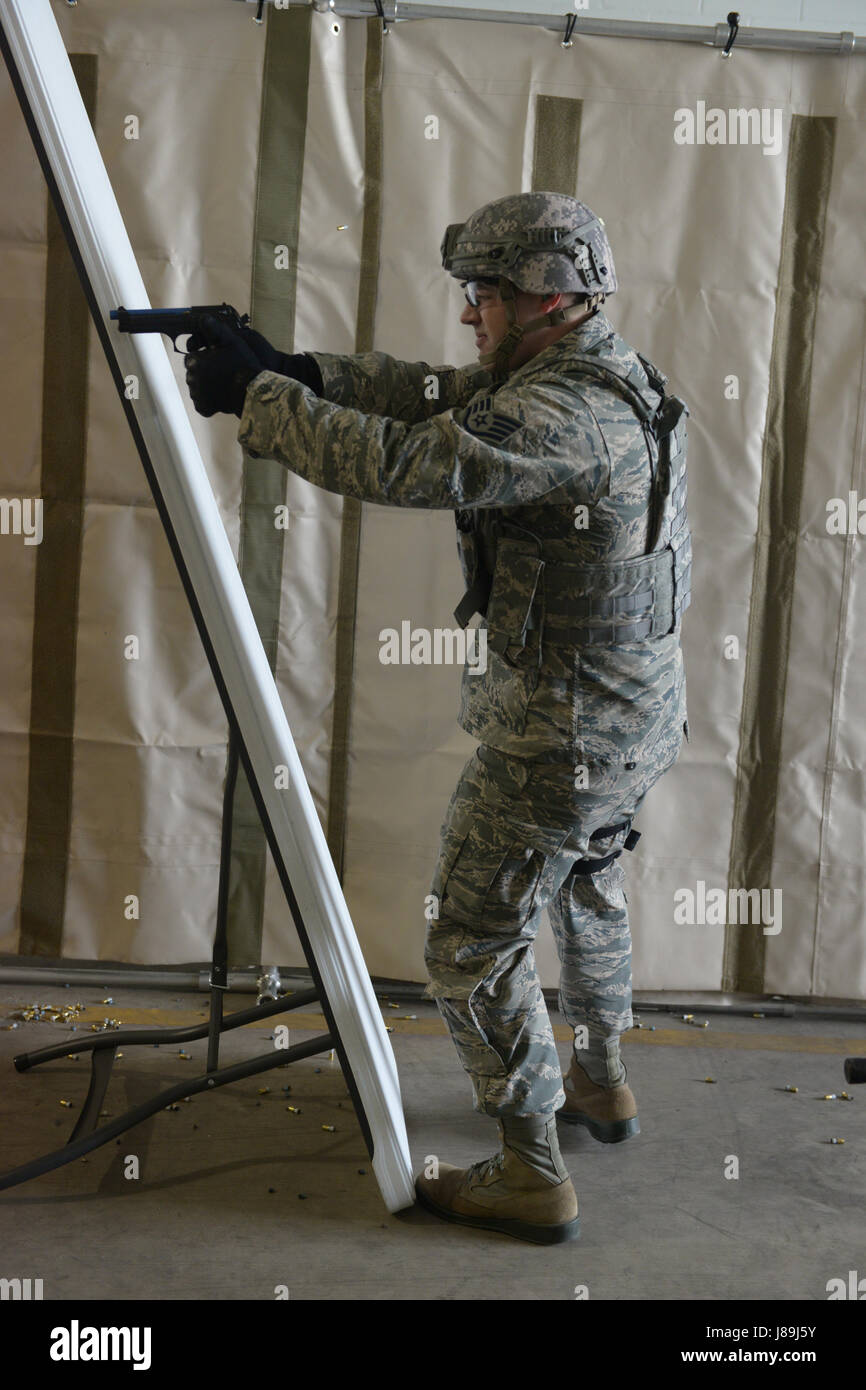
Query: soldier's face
460,281,506,358
460,283,567,368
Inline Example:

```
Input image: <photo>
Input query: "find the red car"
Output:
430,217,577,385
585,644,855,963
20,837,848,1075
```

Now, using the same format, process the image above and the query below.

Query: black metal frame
0,729,341,1192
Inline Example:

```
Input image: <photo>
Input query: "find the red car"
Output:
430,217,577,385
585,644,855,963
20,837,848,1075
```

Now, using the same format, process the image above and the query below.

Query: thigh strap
569,823,641,876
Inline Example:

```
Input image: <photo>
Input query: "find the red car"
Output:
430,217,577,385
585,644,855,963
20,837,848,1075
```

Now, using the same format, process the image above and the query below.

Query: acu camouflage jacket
238,310,690,775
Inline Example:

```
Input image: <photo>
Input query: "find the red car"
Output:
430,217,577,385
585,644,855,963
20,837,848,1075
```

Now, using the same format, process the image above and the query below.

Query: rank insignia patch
461,395,523,446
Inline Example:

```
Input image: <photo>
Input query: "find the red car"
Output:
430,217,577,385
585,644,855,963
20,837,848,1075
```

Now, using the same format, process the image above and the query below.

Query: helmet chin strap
478,278,603,375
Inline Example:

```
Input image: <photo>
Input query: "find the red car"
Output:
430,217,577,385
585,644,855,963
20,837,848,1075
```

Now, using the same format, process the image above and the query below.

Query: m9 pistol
110,303,250,353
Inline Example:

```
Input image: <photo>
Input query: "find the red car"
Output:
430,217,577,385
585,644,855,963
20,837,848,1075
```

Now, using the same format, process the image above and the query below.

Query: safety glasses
461,278,500,308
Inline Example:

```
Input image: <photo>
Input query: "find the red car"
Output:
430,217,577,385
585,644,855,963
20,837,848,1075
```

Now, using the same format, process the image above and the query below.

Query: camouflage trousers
423,743,666,1119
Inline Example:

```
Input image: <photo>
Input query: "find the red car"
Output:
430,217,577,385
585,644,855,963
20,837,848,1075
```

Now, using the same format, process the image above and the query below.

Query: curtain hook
721,11,740,58
374,0,389,35
562,14,576,48
254,0,265,22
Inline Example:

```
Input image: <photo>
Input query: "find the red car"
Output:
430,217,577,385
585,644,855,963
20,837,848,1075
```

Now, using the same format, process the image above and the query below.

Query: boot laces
465,1150,506,1185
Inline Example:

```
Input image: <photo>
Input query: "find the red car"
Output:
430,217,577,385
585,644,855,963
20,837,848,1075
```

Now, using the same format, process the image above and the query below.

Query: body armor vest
453,351,691,649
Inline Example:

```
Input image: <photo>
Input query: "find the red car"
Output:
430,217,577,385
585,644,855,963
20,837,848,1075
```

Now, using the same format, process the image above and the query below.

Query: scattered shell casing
829,1137,845,1145
287,1106,301,1113
322,1124,336,1132
784,1085,798,1093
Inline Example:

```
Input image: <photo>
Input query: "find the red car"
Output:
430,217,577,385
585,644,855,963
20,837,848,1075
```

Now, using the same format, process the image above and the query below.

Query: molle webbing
487,535,682,649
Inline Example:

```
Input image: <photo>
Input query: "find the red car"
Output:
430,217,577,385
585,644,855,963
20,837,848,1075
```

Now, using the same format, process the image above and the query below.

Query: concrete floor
0,982,863,1301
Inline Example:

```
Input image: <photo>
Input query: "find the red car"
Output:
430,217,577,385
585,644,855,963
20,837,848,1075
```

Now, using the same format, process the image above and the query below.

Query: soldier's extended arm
211,318,490,422
308,350,494,423
238,369,609,509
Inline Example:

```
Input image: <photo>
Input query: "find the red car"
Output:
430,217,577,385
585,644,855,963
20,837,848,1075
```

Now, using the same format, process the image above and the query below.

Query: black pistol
110,303,251,352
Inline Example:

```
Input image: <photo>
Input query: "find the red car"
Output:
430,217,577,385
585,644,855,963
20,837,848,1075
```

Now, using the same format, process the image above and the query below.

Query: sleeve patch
460,395,523,446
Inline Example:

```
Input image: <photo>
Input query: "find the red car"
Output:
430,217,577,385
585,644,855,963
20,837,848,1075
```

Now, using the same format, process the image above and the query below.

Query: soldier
184,192,691,1246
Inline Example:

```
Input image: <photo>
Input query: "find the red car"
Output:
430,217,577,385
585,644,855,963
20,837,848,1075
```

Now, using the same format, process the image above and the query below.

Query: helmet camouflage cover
441,191,617,298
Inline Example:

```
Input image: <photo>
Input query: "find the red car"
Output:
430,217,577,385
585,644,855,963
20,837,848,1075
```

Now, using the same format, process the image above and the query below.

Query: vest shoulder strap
564,351,658,425
567,349,689,445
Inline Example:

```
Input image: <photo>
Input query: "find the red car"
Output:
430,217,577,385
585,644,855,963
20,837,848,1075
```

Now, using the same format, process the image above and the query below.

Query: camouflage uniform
238,275,689,1123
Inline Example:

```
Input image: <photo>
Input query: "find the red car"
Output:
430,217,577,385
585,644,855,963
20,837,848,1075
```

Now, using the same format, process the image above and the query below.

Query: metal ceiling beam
235,0,863,56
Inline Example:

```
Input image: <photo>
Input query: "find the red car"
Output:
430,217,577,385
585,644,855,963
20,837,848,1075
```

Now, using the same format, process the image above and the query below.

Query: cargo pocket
432,827,470,909
445,827,546,942
576,639,686,781
479,553,545,736
638,707,685,780
426,787,550,1005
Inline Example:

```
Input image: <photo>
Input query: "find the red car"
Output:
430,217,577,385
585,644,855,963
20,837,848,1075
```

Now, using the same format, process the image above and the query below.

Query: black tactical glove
184,315,265,418
233,328,323,394
187,321,323,398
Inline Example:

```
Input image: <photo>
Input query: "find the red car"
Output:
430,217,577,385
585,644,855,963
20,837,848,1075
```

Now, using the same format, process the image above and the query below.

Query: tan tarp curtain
1,0,863,1001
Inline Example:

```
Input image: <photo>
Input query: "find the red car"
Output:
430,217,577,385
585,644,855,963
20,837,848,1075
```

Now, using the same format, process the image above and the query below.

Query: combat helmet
441,192,616,374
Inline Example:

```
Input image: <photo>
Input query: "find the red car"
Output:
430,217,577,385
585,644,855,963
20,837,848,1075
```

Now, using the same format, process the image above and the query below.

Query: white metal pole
0,0,415,1214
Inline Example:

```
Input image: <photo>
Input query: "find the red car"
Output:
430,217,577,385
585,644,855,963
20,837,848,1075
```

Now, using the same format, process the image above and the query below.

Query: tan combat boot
415,1123,580,1244
559,1054,640,1143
